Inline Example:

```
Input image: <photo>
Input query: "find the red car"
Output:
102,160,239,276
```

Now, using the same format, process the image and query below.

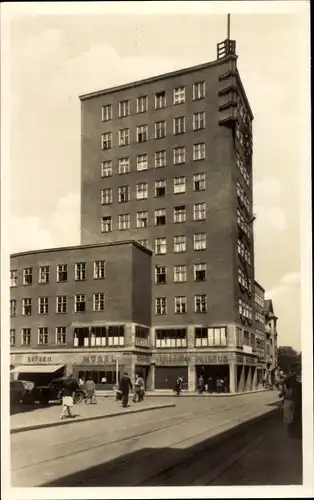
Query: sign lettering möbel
82,354,116,365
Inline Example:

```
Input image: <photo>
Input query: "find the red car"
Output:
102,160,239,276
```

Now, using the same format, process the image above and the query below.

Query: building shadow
37,409,302,488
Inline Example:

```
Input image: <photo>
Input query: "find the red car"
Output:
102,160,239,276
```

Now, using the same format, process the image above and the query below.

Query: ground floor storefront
10,349,259,393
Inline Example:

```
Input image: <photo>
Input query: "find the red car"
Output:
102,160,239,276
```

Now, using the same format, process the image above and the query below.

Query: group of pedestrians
197,375,228,394
116,372,145,408
279,370,302,439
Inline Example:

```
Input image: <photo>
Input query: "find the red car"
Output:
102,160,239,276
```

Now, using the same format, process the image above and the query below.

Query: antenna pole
227,13,230,40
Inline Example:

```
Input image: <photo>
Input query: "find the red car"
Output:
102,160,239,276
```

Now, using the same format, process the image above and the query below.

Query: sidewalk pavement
10,397,175,434
97,388,268,397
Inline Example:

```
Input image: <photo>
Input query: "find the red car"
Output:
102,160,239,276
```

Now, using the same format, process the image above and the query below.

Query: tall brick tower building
79,37,256,390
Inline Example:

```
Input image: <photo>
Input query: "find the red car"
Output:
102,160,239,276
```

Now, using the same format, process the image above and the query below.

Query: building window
174,265,187,283
174,235,186,253
57,264,67,282
38,327,48,345
101,160,112,178
173,116,185,135
194,233,206,251
39,266,50,284
195,327,227,347
101,216,112,233
56,295,67,314
138,239,149,248
155,180,166,197
101,104,112,122
118,213,130,230
94,260,106,279
175,296,187,314
173,146,186,165
119,100,130,117
193,81,205,100
193,173,206,191
22,298,32,316
136,182,148,199
56,326,67,345
107,325,125,347
174,205,186,223
10,299,17,317
137,153,148,171
118,185,130,203
194,263,206,282
10,329,16,347
118,157,130,175
135,326,150,348
155,150,166,168
101,132,112,150
173,176,186,194
101,188,112,205
155,238,167,255
155,208,166,226
137,95,148,114
195,294,207,313
155,297,167,315
155,120,166,139
193,142,206,161
38,297,49,314
155,265,167,285
137,211,148,228
21,328,31,346
75,262,86,281
155,91,166,109
137,125,148,143
23,268,32,286
75,294,86,313
173,86,185,105
93,293,105,311
119,128,130,147
193,202,206,221
193,111,206,131
10,270,17,287
156,328,187,347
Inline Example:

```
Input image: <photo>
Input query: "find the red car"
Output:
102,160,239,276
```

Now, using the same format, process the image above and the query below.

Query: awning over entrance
10,364,65,374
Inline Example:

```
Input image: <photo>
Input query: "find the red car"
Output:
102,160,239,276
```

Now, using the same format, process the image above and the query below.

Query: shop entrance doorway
195,365,229,393
155,366,188,390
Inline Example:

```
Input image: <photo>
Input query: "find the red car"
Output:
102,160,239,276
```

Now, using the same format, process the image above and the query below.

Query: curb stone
10,403,176,435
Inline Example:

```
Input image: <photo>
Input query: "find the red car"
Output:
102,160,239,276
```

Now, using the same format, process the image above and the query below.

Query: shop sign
195,354,230,365
27,356,52,364
236,354,257,366
136,355,151,365
155,354,190,365
81,354,120,364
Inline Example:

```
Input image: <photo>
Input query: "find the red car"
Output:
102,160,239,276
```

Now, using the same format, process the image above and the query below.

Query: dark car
33,377,86,405
10,380,35,405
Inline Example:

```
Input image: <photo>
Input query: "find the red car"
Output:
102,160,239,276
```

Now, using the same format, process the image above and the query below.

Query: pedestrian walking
198,375,204,394
60,373,79,419
133,374,145,403
84,376,96,404
207,376,214,393
119,372,133,408
216,377,222,394
174,376,183,396
279,372,301,438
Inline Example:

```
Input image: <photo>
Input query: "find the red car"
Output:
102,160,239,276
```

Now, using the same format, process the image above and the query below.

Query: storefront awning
10,364,65,374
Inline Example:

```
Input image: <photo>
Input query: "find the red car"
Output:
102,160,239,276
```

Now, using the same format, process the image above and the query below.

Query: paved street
10,391,294,487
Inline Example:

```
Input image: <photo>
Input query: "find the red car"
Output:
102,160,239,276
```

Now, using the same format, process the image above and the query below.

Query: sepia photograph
1,1,312,498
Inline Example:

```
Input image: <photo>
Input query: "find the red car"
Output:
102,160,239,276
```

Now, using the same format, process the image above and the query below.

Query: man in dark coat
119,372,133,408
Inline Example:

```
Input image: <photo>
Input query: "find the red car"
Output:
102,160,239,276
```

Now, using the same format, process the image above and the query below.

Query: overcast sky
5,3,309,350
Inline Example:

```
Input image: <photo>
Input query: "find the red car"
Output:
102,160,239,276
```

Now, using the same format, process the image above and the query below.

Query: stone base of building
10,348,261,393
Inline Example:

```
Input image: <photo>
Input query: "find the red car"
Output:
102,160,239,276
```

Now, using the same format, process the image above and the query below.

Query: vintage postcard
1,1,312,499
